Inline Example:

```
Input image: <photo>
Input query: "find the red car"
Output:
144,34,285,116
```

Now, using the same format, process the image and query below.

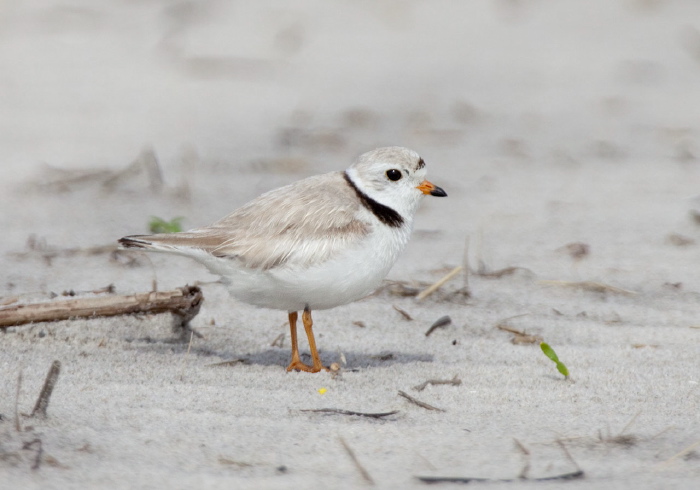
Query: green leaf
556,361,569,377
540,342,569,378
149,216,184,234
540,342,560,363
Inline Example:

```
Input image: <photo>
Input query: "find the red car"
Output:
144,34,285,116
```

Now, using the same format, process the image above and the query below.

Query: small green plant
540,342,569,378
149,216,184,234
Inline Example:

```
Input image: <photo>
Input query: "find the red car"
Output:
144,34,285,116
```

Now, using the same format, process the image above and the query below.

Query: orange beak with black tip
417,180,447,197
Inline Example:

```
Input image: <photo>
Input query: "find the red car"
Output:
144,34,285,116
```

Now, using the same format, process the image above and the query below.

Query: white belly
203,225,411,312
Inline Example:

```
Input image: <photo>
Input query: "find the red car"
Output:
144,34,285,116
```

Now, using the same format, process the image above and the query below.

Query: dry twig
392,305,413,321
0,285,203,328
30,361,61,418
417,470,584,484
413,375,461,392
398,390,445,412
496,324,542,345
300,408,399,419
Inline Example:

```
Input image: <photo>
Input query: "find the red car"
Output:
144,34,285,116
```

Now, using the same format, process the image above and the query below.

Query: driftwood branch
0,286,203,328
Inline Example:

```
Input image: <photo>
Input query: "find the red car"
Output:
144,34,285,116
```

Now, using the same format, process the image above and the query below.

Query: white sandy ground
1,1,700,489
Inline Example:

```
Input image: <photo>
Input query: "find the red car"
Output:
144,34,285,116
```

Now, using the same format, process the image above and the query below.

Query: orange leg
285,308,328,373
302,308,328,373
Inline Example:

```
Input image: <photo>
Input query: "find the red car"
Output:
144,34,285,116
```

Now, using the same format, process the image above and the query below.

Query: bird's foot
285,359,328,373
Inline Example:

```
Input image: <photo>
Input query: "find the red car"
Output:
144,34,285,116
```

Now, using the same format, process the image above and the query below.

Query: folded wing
119,172,369,270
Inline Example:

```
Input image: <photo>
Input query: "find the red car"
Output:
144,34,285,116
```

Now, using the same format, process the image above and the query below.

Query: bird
118,146,446,372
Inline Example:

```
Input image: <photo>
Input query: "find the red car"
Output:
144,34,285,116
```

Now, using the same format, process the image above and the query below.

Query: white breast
203,217,412,312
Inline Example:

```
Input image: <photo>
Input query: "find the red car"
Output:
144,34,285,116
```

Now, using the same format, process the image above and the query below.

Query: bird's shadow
128,334,433,370
199,347,433,370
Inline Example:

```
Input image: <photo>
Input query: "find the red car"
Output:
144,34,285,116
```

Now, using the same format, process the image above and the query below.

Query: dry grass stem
1,296,19,306
392,304,413,321
339,437,375,485
102,146,164,192
22,439,43,471
398,390,445,412
461,236,471,293
270,332,285,347
538,280,637,295
496,324,542,345
514,439,531,479
416,266,463,301
556,440,582,473
376,280,423,297
30,360,61,418
177,331,195,381
207,359,247,367
218,457,253,468
15,371,23,432
478,266,532,278
300,408,399,419
618,411,641,437
11,242,118,261
654,439,700,470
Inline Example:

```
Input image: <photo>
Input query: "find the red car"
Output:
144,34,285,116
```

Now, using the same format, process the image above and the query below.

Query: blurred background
2,0,699,181
2,0,700,286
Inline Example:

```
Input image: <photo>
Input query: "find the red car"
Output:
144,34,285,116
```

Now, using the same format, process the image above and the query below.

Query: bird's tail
118,231,228,257
118,234,186,253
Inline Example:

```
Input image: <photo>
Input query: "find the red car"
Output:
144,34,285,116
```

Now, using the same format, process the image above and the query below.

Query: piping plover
119,147,446,372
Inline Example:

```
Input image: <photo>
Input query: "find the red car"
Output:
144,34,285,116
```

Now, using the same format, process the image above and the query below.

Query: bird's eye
386,169,402,181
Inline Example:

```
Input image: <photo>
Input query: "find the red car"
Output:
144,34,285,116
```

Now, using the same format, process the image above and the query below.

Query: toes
286,361,317,373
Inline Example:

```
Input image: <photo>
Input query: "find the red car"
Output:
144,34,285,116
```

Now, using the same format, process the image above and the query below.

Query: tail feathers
118,234,182,252
118,232,228,255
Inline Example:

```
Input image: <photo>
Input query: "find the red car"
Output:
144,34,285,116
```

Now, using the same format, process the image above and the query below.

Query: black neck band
343,172,404,228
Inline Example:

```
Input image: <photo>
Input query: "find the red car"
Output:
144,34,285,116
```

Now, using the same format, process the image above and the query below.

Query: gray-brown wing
165,172,369,270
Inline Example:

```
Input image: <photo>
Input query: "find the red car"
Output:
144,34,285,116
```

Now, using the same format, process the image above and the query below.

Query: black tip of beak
431,186,447,197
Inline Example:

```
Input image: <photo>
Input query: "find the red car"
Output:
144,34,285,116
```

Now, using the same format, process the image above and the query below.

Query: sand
1,1,699,488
